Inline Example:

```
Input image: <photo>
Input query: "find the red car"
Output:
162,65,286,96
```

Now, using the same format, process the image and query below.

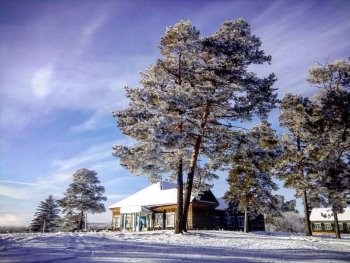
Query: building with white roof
109,182,219,232
310,207,350,233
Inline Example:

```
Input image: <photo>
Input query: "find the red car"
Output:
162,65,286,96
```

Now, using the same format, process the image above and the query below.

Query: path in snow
0,230,349,262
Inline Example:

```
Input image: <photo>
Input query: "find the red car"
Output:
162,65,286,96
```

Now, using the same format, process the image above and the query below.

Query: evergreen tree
274,195,298,213
278,93,321,236
113,19,277,233
265,195,303,233
58,209,81,232
30,195,60,232
266,211,304,233
307,59,350,239
224,123,280,233
180,19,277,232
113,21,201,233
59,168,107,231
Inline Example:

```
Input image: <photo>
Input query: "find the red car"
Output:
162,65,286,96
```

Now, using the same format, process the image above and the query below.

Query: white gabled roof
109,181,179,209
310,207,350,222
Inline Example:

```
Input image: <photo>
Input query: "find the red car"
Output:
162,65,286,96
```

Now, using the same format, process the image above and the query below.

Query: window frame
155,213,163,228
324,223,332,230
114,216,121,228
166,212,175,228
338,223,343,231
314,223,322,230
125,214,132,229
227,216,235,227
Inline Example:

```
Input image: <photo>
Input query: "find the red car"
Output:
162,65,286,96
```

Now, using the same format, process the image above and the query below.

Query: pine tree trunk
302,190,312,236
182,104,210,232
79,211,84,231
244,207,249,233
85,213,87,230
182,135,202,232
297,135,312,237
333,211,341,239
175,157,183,234
42,220,46,233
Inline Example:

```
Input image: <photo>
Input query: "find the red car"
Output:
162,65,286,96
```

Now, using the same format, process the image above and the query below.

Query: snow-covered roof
310,207,350,222
109,182,218,210
109,182,179,209
216,198,229,211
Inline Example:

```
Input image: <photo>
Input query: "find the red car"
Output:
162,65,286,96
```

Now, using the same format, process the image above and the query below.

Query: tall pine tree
308,59,350,239
30,195,60,232
180,19,277,231
113,21,201,233
224,123,280,233
278,93,320,236
59,168,107,231
113,19,277,233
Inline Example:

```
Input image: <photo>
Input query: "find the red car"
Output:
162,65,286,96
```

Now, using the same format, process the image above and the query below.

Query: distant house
310,207,350,233
109,182,219,232
215,198,265,231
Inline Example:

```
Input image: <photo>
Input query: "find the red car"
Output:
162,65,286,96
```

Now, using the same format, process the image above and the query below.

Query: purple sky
0,0,349,226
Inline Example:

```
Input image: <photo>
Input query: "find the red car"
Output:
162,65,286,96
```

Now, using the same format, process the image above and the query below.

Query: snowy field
1,230,350,262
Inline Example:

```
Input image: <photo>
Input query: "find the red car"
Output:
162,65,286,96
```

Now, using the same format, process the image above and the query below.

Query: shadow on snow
0,234,349,263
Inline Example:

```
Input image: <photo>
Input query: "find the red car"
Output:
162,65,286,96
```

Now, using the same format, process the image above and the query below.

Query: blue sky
0,0,349,226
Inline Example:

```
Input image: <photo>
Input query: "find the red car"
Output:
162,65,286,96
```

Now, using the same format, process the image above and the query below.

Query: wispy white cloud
51,141,116,171
81,14,107,44
37,139,132,187
0,180,60,190
70,111,102,133
0,186,32,200
249,1,350,98
104,175,138,187
69,108,111,133
31,65,54,98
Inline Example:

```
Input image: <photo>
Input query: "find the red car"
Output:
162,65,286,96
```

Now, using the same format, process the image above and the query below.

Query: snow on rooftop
310,207,350,222
109,182,178,209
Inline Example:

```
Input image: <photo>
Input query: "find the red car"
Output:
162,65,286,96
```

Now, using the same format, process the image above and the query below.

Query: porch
112,205,176,232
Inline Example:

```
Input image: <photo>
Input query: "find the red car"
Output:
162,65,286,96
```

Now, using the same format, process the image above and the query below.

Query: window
114,216,120,228
324,223,332,230
347,223,350,231
166,212,175,228
314,223,322,230
125,214,132,229
139,216,147,231
227,216,235,227
237,216,244,228
338,223,343,231
155,213,163,228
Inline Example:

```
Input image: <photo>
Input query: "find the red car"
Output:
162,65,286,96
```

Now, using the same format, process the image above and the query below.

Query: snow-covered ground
1,230,349,262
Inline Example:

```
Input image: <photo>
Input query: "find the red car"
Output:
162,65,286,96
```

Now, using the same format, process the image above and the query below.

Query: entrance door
139,216,147,231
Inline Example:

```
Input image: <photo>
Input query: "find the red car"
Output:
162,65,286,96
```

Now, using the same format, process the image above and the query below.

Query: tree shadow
1,234,349,262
